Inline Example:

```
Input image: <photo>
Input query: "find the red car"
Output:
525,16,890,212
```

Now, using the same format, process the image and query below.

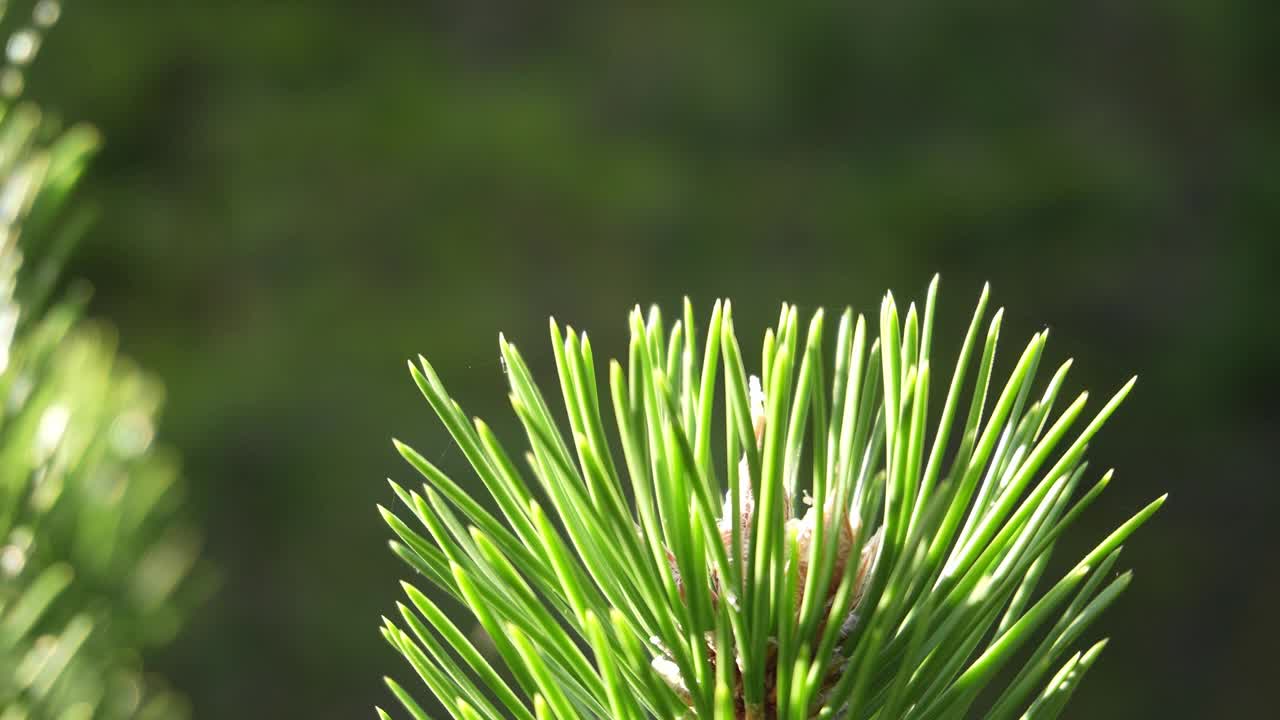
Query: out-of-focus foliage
22,1,1280,718
0,2,203,717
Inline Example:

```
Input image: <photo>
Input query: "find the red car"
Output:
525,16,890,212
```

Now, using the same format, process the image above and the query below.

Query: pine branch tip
373,284,1162,719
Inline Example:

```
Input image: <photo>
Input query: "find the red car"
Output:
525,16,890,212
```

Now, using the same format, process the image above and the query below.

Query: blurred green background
22,0,1277,717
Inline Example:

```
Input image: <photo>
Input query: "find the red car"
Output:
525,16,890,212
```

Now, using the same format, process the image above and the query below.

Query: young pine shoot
378,278,1163,719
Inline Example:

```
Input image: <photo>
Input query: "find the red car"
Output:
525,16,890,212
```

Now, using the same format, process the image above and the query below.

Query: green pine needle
380,277,1163,719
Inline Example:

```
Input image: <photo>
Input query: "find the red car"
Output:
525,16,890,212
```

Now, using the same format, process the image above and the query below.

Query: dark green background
25,1,1277,717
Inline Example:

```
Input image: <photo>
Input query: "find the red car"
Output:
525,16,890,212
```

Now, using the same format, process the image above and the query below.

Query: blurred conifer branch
0,2,207,717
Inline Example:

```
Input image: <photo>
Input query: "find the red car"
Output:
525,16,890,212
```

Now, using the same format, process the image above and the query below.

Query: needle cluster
379,278,1163,720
